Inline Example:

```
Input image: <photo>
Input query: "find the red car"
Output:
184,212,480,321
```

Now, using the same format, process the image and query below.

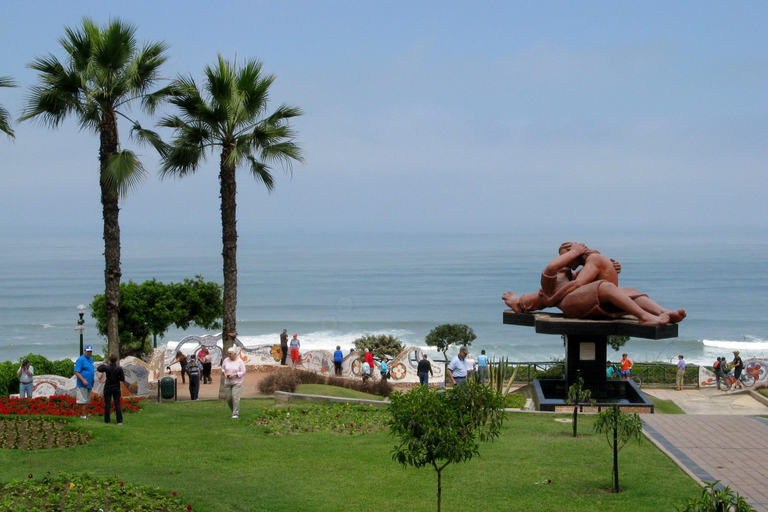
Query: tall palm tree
21,18,168,356
0,76,17,138
157,56,303,394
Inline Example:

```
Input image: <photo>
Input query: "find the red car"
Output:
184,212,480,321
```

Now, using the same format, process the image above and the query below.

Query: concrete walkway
642,388,768,511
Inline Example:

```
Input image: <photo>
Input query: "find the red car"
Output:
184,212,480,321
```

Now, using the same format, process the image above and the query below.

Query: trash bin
158,376,177,402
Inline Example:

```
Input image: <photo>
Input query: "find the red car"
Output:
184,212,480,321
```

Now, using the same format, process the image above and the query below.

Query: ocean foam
702,338,768,351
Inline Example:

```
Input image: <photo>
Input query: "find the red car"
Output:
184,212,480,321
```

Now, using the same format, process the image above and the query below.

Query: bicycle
720,367,757,391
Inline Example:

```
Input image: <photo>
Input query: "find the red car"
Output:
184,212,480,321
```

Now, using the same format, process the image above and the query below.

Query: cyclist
730,350,744,390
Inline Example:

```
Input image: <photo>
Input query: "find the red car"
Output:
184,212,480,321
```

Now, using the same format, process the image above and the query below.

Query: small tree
353,334,403,359
425,324,476,362
608,335,630,351
566,376,592,437
389,381,504,512
593,405,644,493
91,276,223,359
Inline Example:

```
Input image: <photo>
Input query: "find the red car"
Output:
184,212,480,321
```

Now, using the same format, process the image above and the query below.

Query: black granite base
533,379,654,413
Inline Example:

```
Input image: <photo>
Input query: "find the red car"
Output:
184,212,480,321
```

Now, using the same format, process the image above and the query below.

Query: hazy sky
1,1,766,240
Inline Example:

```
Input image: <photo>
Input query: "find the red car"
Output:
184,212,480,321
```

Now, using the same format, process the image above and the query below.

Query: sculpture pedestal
504,311,679,412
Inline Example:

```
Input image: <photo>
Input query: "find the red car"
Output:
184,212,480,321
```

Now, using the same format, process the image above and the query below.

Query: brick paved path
643,414,768,512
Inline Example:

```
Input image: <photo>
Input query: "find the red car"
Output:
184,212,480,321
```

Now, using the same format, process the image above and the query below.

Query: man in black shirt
280,329,289,365
417,354,433,387
97,354,125,424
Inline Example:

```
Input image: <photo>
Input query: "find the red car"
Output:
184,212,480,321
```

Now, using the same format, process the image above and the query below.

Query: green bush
0,354,77,398
259,369,393,398
632,364,699,385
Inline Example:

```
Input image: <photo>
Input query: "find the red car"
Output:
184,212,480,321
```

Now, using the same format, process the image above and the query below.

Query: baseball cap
84,345,93,352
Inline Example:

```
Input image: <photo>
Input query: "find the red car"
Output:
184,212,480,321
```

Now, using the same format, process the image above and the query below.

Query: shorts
76,387,92,404
621,370,631,377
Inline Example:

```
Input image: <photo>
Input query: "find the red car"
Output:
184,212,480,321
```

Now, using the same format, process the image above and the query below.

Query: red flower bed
0,395,142,417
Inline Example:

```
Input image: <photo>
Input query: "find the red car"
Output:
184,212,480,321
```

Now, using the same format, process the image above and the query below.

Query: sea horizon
1,227,766,367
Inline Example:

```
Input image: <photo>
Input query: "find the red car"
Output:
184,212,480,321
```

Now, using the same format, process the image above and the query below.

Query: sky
0,0,766,240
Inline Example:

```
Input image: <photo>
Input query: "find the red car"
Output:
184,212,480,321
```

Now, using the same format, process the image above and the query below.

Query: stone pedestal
504,311,678,410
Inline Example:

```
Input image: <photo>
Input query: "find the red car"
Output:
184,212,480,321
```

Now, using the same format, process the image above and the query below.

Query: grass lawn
295,383,386,400
0,397,701,512
649,395,686,414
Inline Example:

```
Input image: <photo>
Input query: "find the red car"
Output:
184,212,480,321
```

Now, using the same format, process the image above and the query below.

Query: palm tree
21,18,168,356
157,56,303,394
0,76,17,138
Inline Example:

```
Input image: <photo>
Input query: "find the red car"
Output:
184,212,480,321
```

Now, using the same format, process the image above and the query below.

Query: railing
481,360,700,385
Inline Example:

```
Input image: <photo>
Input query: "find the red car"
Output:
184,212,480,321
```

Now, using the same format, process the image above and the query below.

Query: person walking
187,355,201,400
714,357,726,390
333,346,344,376
361,360,372,382
477,350,489,385
73,345,95,419
290,334,301,366
280,329,289,365
417,354,433,386
730,350,744,389
380,356,389,382
222,347,246,418
364,349,374,372
447,347,469,386
676,354,686,391
17,359,34,399
198,346,213,384
97,354,125,424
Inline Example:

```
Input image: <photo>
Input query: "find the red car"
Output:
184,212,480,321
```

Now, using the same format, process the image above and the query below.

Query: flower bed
0,471,191,511
0,418,89,450
0,395,142,417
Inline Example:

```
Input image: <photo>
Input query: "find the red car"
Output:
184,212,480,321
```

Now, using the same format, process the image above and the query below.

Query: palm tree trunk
218,146,238,400
100,110,121,358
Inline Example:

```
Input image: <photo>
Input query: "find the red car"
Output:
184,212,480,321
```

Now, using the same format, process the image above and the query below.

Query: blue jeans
19,382,33,399
478,366,487,385
418,372,429,386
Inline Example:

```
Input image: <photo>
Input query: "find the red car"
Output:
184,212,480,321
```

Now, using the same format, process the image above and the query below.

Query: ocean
1,228,766,366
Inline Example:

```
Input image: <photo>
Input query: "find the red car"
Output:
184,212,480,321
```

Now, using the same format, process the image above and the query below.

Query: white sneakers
232,414,239,419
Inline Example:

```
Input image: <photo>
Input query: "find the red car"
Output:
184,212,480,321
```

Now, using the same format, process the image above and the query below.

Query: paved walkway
642,388,768,511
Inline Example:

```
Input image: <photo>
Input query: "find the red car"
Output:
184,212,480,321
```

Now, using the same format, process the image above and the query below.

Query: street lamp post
75,304,86,354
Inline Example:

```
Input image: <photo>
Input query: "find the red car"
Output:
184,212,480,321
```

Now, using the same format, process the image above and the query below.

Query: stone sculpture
502,242,685,326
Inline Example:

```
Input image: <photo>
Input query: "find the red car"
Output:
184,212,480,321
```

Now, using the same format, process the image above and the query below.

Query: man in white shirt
447,347,469,386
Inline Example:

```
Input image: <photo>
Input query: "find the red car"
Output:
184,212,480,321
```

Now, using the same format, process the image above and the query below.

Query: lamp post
75,304,86,354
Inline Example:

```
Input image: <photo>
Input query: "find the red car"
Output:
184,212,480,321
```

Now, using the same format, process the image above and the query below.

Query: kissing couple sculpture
502,242,686,326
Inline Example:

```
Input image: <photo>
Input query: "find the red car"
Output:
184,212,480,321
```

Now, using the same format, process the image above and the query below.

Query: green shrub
259,371,301,394
0,354,77,398
259,370,393,398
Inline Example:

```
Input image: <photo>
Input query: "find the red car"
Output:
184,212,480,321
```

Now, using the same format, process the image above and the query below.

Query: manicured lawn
0,398,701,512
649,395,686,414
295,383,386,400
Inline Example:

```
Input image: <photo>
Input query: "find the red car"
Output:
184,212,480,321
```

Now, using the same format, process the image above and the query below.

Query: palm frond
0,76,17,89
246,155,275,191
0,105,14,138
160,142,205,179
103,149,148,198
130,121,168,157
